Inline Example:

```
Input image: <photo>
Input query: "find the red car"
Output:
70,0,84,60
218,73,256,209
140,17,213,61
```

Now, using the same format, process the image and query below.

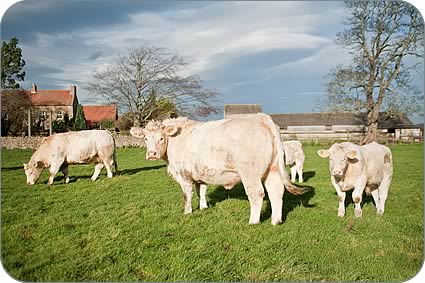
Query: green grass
1,144,423,281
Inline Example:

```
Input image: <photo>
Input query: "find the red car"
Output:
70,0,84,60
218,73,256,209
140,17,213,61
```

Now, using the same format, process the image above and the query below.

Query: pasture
1,144,423,281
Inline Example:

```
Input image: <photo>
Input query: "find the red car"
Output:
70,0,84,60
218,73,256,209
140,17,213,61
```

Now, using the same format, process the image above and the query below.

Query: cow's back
166,114,278,184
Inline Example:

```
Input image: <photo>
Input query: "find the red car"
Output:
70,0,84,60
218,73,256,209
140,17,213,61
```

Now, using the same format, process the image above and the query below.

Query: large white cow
24,130,117,185
282,140,305,183
131,114,304,225
317,142,392,218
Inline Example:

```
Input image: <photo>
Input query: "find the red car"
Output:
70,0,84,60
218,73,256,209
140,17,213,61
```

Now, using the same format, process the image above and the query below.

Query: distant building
28,83,79,129
224,104,262,118
270,112,422,142
223,103,422,142
82,105,118,129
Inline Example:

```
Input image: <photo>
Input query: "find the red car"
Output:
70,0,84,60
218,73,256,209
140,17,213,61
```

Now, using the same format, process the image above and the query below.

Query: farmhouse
82,104,118,129
224,104,422,142
29,83,79,125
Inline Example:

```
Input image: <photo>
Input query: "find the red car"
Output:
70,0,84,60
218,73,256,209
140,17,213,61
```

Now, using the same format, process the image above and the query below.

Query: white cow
130,113,304,225
24,130,117,185
282,140,305,183
317,141,392,218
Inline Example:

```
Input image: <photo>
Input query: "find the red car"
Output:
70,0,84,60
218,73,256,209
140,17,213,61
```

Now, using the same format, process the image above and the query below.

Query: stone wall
1,135,145,150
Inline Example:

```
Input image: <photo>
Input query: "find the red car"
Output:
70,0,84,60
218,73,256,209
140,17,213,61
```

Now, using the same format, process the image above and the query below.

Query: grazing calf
282,140,305,183
317,142,392,218
131,113,304,225
24,130,117,185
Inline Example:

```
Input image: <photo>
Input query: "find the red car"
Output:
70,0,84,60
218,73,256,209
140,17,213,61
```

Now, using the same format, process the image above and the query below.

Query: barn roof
82,105,118,123
270,112,414,129
224,104,262,116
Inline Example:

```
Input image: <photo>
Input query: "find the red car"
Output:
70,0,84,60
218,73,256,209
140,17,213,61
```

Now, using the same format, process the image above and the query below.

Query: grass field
1,144,424,281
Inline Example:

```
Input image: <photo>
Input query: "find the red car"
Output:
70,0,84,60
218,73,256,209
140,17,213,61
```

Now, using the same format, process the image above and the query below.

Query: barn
224,104,423,142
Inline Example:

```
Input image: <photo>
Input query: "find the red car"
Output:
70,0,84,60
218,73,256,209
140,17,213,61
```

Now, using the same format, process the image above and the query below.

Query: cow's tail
261,114,306,195
108,130,119,175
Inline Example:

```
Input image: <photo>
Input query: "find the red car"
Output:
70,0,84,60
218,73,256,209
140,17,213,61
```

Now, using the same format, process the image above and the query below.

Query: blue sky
1,0,424,121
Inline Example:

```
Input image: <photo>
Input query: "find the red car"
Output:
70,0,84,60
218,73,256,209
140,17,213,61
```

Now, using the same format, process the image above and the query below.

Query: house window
325,125,332,130
39,111,47,120
57,110,64,120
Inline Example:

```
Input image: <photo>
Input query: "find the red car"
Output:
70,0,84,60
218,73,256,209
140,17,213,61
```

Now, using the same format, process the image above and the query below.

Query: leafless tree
85,47,219,126
318,1,424,144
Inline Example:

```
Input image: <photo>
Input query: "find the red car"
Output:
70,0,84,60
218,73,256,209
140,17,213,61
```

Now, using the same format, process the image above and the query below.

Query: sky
1,0,424,122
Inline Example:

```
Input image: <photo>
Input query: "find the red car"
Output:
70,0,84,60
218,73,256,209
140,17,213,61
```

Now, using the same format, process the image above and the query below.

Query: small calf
317,141,392,218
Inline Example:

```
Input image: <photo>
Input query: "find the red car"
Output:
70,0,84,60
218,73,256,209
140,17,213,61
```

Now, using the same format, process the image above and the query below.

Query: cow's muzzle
147,151,159,160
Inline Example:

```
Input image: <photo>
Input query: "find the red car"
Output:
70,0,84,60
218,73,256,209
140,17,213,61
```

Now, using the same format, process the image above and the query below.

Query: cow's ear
164,125,178,136
36,161,45,168
317,149,329,158
130,127,144,138
23,163,28,170
347,150,357,159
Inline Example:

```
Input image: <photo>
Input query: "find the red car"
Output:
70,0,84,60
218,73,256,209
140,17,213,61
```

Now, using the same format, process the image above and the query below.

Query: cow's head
130,121,179,161
23,161,45,185
317,144,357,177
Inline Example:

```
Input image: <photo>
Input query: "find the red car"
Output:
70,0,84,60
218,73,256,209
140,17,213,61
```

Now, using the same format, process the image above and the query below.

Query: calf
317,142,392,218
282,140,305,183
24,130,117,185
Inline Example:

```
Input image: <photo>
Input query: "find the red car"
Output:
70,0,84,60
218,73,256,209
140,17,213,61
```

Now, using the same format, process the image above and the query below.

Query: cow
130,113,305,225
282,140,305,183
317,142,392,218
23,130,118,185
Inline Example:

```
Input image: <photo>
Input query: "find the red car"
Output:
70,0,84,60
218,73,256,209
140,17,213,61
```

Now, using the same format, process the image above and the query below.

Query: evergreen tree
1,37,26,89
73,105,87,130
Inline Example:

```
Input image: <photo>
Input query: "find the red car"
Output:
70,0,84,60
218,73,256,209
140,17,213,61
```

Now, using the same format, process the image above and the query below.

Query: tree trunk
362,109,379,144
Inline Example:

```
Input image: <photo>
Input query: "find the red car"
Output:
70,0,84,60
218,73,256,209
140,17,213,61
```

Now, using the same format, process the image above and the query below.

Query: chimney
70,84,77,96
31,83,37,93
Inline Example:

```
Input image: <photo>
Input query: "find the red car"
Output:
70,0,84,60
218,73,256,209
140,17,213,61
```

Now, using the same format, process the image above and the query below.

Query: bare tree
85,47,218,126
319,1,424,144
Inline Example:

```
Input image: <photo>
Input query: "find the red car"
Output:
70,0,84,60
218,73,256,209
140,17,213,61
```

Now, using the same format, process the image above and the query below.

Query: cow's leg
264,171,284,225
240,173,264,224
102,159,113,178
60,164,70,184
377,176,391,215
179,180,193,214
290,166,297,183
296,160,304,183
47,163,61,185
352,179,367,218
195,183,208,210
91,163,104,181
370,188,380,210
331,176,346,217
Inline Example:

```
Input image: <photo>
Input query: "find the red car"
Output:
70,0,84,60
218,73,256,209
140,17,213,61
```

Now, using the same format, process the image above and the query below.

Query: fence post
49,109,53,136
27,109,31,137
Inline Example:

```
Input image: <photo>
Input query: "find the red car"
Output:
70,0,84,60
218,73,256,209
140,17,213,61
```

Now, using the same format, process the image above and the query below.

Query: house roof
224,104,262,116
30,90,75,106
82,105,118,123
270,112,414,129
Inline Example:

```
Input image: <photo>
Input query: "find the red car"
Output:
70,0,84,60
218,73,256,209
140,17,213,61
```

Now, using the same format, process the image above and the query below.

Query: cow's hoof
200,204,208,210
337,210,345,217
354,209,362,218
249,220,260,225
377,209,384,216
271,220,282,226
184,209,192,214
65,178,70,184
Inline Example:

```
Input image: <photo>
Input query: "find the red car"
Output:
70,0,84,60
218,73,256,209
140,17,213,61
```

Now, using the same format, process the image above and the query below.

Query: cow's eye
144,137,147,141
160,137,164,142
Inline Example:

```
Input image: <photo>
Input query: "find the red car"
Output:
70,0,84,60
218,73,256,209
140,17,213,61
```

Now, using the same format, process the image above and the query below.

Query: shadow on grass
302,171,316,182
208,182,316,223
1,166,24,171
120,164,166,175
